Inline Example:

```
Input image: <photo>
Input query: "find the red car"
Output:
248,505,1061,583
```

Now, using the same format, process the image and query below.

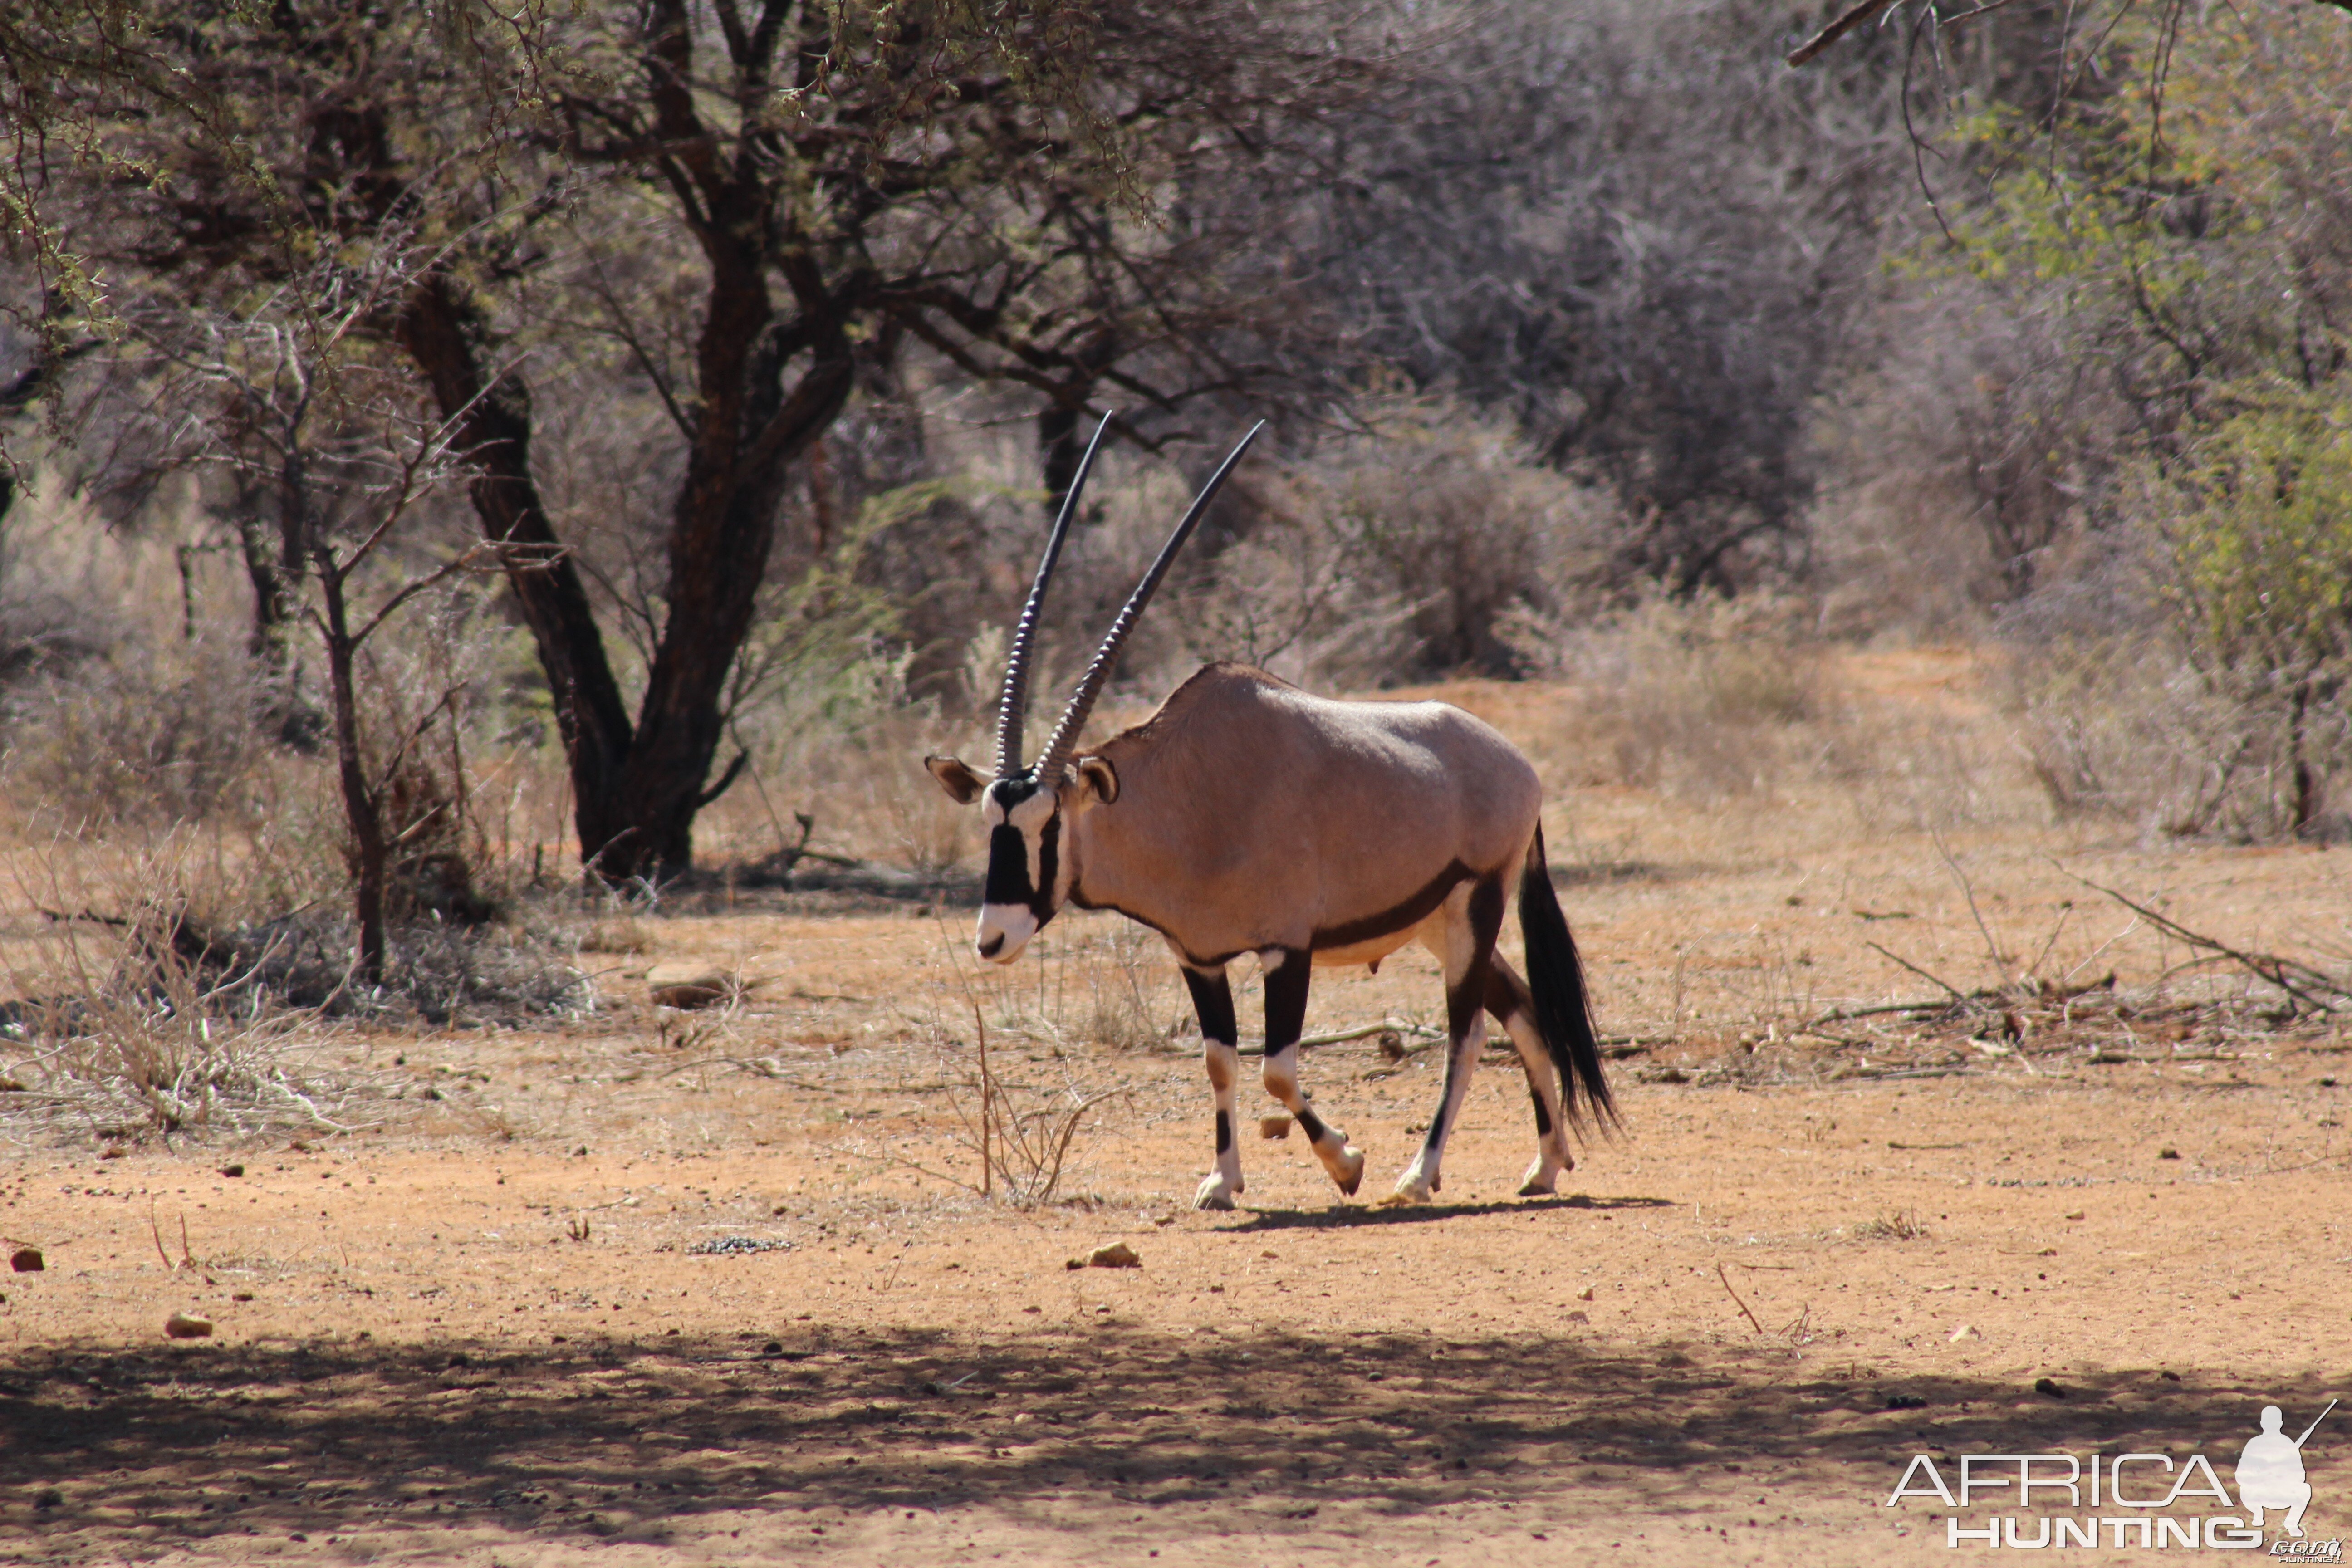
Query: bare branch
1787,0,1904,66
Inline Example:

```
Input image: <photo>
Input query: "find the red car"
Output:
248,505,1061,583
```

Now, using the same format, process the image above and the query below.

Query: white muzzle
975,903,1039,964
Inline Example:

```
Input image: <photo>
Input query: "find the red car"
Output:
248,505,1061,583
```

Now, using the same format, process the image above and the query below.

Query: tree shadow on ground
0,1326,2280,1554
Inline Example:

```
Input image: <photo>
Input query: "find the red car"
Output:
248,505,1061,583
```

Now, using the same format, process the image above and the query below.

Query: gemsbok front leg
1184,963,1246,1210
1385,874,1509,1205
1257,948,1366,1198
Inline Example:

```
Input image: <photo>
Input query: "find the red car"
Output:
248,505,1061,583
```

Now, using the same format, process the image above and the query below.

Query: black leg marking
1529,1087,1554,1137
1263,948,1310,1050
1183,967,1237,1046
1215,1109,1232,1153
1296,1105,1330,1145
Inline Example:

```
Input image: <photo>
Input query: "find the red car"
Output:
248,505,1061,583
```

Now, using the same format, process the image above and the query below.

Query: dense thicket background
1,0,2347,949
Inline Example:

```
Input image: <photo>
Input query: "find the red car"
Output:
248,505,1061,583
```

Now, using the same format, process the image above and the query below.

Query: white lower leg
1503,1009,1573,1194
1195,1039,1245,1210
1389,1016,1485,1202
1262,1045,1365,1196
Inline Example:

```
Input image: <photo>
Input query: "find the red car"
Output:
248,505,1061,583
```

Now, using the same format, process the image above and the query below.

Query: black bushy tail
1519,823,1617,1133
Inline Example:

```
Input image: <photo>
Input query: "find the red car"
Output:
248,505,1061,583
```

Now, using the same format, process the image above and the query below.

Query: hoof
1379,1176,1433,1208
1194,1174,1240,1211
1517,1177,1557,1197
1331,1145,1366,1197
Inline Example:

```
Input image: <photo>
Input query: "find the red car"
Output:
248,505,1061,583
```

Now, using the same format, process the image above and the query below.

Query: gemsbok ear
924,755,985,804
1073,755,1119,806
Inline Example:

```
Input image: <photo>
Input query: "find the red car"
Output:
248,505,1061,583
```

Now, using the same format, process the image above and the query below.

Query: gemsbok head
926,417,1615,1209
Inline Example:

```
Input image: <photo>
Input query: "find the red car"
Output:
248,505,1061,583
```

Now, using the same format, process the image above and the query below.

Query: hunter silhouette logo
1883,1394,2342,1552
2240,1400,2334,1540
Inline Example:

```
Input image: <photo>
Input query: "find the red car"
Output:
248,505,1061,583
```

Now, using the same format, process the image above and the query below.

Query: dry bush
2012,634,2349,842
0,837,353,1140
1,635,271,830
1548,596,1834,802
1195,397,1612,688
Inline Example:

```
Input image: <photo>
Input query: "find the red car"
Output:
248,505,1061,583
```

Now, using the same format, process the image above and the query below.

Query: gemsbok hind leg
1486,958,1574,1196
1258,948,1366,1198
1183,962,1247,1210
1384,874,1508,1205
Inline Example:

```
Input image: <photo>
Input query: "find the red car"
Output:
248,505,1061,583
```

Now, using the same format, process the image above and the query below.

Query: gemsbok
925,419,1615,1209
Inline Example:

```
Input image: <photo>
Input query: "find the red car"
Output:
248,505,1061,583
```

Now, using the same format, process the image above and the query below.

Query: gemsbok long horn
1034,421,1265,786
996,412,1115,778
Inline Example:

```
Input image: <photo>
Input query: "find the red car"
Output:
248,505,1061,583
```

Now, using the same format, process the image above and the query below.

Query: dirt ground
5,652,2351,1565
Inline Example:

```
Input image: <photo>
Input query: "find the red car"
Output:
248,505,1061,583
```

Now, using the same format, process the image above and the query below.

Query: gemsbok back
926,419,1616,1209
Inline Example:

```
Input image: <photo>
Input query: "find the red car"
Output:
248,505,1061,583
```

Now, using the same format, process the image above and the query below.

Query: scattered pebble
1950,1323,1979,1342
164,1312,213,1339
1068,1242,1141,1270
1259,1115,1293,1140
686,1236,793,1256
2158,1147,2181,1160
219,1165,245,1178
2035,1377,2068,1399
648,964,734,1010
10,1247,43,1273
1577,1286,1596,1302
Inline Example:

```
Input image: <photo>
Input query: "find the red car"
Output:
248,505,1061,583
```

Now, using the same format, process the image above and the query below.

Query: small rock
648,963,733,1010
1565,1310,1589,1324
2158,1147,2181,1160
2035,1377,2068,1399
164,1312,213,1339
231,1292,255,1302
1950,1323,1978,1342
1259,1115,1293,1141
10,1247,43,1273
1067,1242,1141,1270
1377,1031,1407,1062
219,1165,244,1178
1577,1286,1596,1302
2063,1210,2085,1221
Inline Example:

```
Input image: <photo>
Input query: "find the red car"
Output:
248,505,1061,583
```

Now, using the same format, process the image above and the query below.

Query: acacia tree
2,0,1390,882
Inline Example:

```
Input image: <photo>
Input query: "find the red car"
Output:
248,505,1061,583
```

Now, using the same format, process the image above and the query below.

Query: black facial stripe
982,823,1034,906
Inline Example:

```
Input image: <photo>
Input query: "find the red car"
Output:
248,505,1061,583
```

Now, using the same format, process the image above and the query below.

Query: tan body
1069,665,1540,970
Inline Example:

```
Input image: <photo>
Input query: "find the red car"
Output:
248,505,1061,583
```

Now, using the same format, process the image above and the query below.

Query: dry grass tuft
1853,1209,1931,1242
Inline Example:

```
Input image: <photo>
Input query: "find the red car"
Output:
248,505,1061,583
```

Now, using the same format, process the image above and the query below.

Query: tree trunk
2289,679,2317,837
315,561,386,984
397,274,642,873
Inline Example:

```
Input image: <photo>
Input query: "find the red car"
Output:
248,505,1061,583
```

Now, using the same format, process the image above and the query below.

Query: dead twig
1863,941,1975,1007
2058,869,2347,1013
1716,1261,1767,1336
